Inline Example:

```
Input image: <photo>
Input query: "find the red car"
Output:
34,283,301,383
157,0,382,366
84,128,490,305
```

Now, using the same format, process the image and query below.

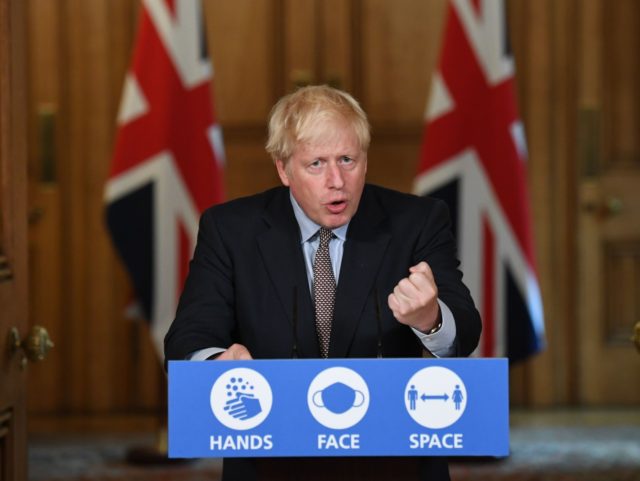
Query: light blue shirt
290,194,347,293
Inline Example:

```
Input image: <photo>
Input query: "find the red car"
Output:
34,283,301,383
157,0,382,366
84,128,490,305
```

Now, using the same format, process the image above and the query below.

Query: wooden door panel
26,0,65,416
205,0,278,125
361,0,445,125
1,0,29,479
357,0,447,195
284,0,317,89
577,0,640,405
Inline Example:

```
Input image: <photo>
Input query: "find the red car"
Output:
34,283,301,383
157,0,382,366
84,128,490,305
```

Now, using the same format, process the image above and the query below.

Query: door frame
0,0,29,480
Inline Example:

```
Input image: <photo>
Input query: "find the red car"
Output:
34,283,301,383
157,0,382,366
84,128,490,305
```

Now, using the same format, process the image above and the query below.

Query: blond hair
265,85,370,162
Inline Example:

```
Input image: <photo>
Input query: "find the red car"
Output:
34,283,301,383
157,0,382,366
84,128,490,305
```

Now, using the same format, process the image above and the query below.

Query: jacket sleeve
164,208,237,365
413,198,482,357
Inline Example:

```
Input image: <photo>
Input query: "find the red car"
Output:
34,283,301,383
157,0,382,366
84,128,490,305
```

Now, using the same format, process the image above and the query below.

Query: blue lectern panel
168,358,508,458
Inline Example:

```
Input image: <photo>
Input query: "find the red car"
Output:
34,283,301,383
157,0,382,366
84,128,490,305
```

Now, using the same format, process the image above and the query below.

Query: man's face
276,122,367,229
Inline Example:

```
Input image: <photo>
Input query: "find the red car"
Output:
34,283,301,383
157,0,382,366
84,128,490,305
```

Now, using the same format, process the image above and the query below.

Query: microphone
291,285,299,359
374,287,383,358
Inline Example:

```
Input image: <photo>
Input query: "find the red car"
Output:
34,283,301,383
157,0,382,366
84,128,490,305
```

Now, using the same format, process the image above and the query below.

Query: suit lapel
330,187,391,357
257,189,320,358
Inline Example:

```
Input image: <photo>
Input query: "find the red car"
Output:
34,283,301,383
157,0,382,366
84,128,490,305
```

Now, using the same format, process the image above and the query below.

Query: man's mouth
326,199,347,214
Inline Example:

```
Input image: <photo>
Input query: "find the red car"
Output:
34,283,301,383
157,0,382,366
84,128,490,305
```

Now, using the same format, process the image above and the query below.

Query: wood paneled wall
27,0,162,431
507,0,579,405
23,0,639,431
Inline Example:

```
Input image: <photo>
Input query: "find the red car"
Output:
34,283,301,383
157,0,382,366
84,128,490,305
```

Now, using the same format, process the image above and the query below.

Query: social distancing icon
404,366,467,429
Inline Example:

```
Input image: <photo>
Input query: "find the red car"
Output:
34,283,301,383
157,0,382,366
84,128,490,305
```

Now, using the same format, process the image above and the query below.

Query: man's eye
340,156,353,164
310,160,322,168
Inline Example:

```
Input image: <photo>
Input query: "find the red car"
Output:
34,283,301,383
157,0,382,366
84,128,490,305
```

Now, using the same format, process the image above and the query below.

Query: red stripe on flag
481,216,495,357
166,0,177,17
471,0,482,16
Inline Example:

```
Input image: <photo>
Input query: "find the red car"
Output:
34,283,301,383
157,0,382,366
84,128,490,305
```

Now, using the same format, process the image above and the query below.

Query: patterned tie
313,228,336,358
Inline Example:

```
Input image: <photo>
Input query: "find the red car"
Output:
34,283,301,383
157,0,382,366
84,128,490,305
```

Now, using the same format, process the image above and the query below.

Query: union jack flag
105,0,224,356
414,0,545,362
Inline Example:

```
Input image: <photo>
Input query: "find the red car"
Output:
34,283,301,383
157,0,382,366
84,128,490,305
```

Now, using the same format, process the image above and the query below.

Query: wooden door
577,0,640,404
1,0,28,479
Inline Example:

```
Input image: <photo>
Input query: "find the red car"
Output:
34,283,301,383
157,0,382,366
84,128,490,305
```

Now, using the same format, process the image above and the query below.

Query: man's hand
217,343,253,360
388,261,440,333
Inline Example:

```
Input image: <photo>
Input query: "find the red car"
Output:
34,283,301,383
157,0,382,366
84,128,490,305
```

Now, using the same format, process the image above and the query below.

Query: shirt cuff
188,347,226,361
412,299,457,357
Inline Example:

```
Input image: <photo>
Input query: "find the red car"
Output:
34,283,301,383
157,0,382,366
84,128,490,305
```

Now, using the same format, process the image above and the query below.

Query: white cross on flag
414,0,545,362
105,0,225,356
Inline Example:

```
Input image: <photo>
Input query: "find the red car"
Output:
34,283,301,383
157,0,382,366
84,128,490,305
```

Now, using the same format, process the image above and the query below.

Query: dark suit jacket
164,184,481,481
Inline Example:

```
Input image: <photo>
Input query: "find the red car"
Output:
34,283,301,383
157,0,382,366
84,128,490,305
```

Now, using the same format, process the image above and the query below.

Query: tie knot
318,228,333,247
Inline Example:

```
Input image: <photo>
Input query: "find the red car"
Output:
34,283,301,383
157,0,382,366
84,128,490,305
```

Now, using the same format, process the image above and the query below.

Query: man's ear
275,159,290,186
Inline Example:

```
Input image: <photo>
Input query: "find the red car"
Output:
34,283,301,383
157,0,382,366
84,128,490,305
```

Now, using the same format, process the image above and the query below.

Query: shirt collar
290,192,349,243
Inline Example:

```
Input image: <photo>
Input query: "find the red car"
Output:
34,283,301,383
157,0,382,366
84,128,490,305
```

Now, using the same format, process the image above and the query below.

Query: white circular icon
210,368,273,430
404,366,467,429
307,367,369,430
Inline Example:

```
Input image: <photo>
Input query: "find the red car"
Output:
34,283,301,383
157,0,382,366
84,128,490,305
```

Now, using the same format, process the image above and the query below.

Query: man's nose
326,161,345,189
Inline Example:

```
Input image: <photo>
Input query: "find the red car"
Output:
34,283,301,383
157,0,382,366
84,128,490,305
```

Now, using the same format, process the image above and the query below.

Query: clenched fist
388,261,441,333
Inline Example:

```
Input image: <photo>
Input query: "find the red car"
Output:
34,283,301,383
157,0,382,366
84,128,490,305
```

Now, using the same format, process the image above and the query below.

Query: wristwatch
425,313,443,335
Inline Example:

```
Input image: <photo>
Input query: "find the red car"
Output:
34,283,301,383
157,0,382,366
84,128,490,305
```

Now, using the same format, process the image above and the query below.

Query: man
165,85,481,481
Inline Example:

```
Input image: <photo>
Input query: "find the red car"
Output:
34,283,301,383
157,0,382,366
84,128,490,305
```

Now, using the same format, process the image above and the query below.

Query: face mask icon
312,382,365,414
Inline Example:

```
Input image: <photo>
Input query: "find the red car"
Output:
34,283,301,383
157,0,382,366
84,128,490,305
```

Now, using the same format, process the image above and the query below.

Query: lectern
169,358,508,480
